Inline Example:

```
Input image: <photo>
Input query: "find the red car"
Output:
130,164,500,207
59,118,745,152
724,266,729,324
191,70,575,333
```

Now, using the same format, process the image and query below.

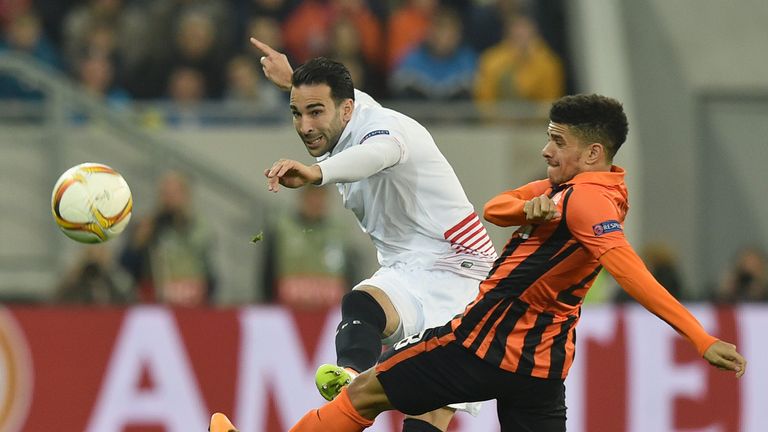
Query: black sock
335,290,387,373
402,418,443,432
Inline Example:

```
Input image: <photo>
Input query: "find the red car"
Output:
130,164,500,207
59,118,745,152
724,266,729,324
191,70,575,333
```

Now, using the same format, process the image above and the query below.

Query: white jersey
316,90,497,280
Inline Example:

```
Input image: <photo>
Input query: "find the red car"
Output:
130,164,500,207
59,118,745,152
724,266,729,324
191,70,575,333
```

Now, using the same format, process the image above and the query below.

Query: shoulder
352,108,404,142
563,184,624,225
354,89,381,108
563,186,630,254
564,183,613,206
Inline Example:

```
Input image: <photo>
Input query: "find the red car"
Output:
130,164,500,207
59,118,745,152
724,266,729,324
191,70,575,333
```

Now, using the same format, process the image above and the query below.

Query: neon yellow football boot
315,364,356,401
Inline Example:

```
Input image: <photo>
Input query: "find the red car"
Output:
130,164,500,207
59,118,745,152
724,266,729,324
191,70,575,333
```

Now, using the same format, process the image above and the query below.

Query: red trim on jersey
444,213,496,257
450,220,482,244
444,213,477,239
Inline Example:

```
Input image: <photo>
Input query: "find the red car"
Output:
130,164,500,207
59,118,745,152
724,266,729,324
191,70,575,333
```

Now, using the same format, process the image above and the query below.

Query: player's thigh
415,269,480,329
375,330,502,416
496,376,566,432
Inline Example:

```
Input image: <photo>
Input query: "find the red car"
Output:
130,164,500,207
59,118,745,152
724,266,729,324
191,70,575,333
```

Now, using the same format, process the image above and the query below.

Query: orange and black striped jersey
449,166,717,379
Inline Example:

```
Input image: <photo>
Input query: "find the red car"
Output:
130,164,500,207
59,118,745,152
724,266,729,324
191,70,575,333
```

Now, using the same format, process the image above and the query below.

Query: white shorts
353,264,482,416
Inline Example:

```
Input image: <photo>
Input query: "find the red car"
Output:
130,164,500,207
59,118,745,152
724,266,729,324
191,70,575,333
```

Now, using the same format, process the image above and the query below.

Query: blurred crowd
0,0,569,115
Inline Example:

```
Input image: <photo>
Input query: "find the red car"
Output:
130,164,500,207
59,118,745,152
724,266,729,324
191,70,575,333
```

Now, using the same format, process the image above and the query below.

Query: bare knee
356,285,401,338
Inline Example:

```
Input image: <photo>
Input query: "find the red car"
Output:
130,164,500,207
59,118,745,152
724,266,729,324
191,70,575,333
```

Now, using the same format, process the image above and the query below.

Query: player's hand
523,194,560,222
250,38,293,91
703,340,746,378
264,159,322,192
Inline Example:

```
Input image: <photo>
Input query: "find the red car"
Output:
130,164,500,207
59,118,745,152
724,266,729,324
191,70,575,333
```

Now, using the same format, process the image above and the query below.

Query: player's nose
298,118,314,135
541,141,555,158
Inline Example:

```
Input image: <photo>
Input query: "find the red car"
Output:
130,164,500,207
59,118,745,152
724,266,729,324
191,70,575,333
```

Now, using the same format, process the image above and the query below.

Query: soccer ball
51,162,133,243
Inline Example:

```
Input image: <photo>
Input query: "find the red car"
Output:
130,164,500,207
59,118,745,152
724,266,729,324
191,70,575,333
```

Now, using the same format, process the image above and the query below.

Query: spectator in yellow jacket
474,14,564,110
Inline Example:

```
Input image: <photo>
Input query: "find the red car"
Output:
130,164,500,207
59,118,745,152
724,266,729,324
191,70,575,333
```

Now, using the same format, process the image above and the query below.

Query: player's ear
341,99,354,122
585,143,604,165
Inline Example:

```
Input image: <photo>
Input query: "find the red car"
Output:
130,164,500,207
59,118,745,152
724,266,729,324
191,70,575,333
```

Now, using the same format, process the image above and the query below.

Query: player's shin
290,387,374,432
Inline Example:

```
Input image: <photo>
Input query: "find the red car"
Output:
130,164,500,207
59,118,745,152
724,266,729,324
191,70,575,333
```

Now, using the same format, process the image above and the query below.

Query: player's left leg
316,285,398,401
334,288,392,373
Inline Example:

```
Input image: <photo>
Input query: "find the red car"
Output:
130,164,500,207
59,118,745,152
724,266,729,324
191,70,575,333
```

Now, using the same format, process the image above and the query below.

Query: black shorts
375,327,566,432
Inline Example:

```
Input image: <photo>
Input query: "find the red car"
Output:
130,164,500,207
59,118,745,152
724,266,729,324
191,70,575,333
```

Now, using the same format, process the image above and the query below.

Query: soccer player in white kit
249,39,497,432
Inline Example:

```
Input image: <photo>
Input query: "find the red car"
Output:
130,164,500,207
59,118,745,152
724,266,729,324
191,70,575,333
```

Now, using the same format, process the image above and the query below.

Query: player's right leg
316,285,400,401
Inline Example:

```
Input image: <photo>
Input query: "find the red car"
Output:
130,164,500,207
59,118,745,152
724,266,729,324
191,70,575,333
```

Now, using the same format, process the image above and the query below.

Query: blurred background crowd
0,0,766,309
0,0,569,116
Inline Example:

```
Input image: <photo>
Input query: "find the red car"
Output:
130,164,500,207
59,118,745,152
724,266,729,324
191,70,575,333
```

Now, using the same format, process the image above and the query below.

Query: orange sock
289,387,374,432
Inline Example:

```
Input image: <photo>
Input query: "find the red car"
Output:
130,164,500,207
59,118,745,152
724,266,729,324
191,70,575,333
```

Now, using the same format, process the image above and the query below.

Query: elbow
483,206,509,227
482,202,497,222
483,213,499,225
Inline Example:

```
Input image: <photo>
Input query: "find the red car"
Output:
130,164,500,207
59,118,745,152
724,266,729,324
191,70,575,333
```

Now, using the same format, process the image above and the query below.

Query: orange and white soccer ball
51,162,133,243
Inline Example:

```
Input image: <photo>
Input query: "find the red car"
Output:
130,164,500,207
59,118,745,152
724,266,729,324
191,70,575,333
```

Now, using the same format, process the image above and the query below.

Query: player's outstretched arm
250,37,293,91
704,340,747,378
600,246,746,377
264,159,322,192
315,139,403,185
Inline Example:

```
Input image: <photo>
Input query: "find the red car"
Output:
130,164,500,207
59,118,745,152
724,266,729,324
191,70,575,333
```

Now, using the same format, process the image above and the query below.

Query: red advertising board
0,305,765,432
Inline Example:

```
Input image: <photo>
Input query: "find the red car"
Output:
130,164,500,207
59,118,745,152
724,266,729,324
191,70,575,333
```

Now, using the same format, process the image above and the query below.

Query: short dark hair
549,94,628,160
291,57,355,103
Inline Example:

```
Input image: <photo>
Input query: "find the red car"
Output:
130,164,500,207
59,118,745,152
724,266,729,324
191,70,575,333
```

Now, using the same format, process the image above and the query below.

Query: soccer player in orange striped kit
212,94,746,432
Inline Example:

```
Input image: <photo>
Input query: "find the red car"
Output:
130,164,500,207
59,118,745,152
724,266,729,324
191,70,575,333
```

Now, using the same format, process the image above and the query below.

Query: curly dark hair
549,94,628,160
292,57,355,103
